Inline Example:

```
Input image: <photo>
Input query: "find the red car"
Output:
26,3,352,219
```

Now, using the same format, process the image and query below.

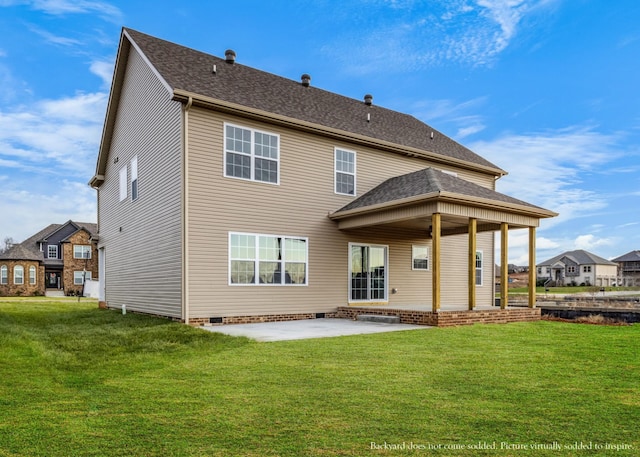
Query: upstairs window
48,245,58,259
224,124,279,184
335,148,356,195
14,265,24,285
131,156,139,201
0,265,7,285
74,245,92,259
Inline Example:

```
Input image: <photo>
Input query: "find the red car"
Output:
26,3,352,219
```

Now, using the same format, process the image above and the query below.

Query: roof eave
329,190,558,221
172,89,507,178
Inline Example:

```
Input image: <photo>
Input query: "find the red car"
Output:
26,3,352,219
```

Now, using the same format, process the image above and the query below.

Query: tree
0,237,15,254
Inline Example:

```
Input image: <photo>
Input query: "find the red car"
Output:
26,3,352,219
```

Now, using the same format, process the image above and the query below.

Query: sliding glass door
349,244,388,302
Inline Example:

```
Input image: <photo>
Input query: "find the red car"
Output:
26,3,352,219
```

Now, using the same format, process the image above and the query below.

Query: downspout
182,96,193,324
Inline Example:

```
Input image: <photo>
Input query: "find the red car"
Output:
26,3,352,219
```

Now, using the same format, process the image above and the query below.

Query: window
229,233,307,285
583,265,592,273
14,265,24,285
119,166,127,201
335,148,356,195
74,245,92,259
74,271,91,285
475,251,483,286
537,267,542,275
0,265,7,285
412,245,429,270
567,266,576,274
48,245,58,259
224,124,279,184
29,266,36,285
131,156,139,201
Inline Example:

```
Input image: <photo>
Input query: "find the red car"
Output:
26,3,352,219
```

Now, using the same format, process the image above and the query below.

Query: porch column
528,226,536,308
468,218,477,310
432,213,441,312
500,223,509,309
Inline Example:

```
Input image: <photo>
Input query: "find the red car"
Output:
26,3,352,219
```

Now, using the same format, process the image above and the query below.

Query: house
612,250,640,286
89,28,556,325
537,249,617,287
0,221,98,296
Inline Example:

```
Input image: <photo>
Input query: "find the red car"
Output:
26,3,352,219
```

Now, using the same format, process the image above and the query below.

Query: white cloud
469,126,623,227
90,59,114,88
0,91,106,174
573,234,614,251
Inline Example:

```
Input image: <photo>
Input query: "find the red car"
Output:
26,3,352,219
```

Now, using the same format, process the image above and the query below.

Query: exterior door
349,244,388,302
47,272,60,288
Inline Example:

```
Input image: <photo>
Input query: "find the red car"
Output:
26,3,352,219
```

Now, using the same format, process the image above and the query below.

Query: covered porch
329,168,557,318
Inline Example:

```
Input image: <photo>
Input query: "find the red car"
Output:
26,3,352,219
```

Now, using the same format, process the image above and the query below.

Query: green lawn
1,298,638,456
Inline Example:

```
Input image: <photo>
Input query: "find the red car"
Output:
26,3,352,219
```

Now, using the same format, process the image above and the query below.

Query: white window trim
74,271,91,285
228,232,308,286
119,166,128,201
14,265,24,285
0,265,7,285
348,242,389,303
223,123,280,185
475,250,483,286
74,245,92,259
29,266,36,285
334,147,357,196
411,245,430,271
131,156,139,201
48,245,58,260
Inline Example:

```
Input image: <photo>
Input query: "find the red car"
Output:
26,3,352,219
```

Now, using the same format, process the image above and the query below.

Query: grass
1,297,639,456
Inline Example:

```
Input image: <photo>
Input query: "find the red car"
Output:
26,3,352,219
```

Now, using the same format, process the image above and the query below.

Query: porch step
356,314,401,324
45,289,65,297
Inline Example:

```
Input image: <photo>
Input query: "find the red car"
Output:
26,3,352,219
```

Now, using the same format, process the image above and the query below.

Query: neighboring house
0,221,98,296
537,250,617,287
612,250,640,286
89,28,556,325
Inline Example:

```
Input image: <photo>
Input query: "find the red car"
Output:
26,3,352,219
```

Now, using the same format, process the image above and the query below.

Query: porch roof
329,168,557,233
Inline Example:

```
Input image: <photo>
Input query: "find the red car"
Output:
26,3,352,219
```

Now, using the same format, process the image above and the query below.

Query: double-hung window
475,250,483,286
0,265,7,285
335,148,356,195
48,245,58,259
14,266,24,285
74,271,91,285
74,245,92,259
225,124,279,184
29,266,36,285
412,245,429,270
229,232,307,285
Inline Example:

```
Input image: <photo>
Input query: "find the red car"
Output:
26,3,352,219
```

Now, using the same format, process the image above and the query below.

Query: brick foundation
189,312,339,327
336,306,541,327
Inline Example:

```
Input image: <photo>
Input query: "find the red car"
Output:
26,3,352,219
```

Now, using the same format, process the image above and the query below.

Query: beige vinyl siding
97,46,183,317
186,107,496,318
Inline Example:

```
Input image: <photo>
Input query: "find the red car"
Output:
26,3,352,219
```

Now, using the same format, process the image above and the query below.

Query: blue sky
1,0,639,264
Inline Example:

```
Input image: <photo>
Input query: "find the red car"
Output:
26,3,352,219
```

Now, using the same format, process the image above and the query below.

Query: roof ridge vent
364,94,373,105
225,49,236,64
301,74,311,87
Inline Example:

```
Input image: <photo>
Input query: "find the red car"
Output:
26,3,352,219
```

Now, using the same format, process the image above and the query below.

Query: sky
0,0,639,265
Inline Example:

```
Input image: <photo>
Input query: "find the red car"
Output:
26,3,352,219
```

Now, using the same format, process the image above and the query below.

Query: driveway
201,318,430,342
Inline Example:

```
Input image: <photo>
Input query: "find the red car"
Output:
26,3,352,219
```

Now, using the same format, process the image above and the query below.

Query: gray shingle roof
124,28,503,173
0,221,97,261
537,250,617,267
334,167,547,214
612,250,640,262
